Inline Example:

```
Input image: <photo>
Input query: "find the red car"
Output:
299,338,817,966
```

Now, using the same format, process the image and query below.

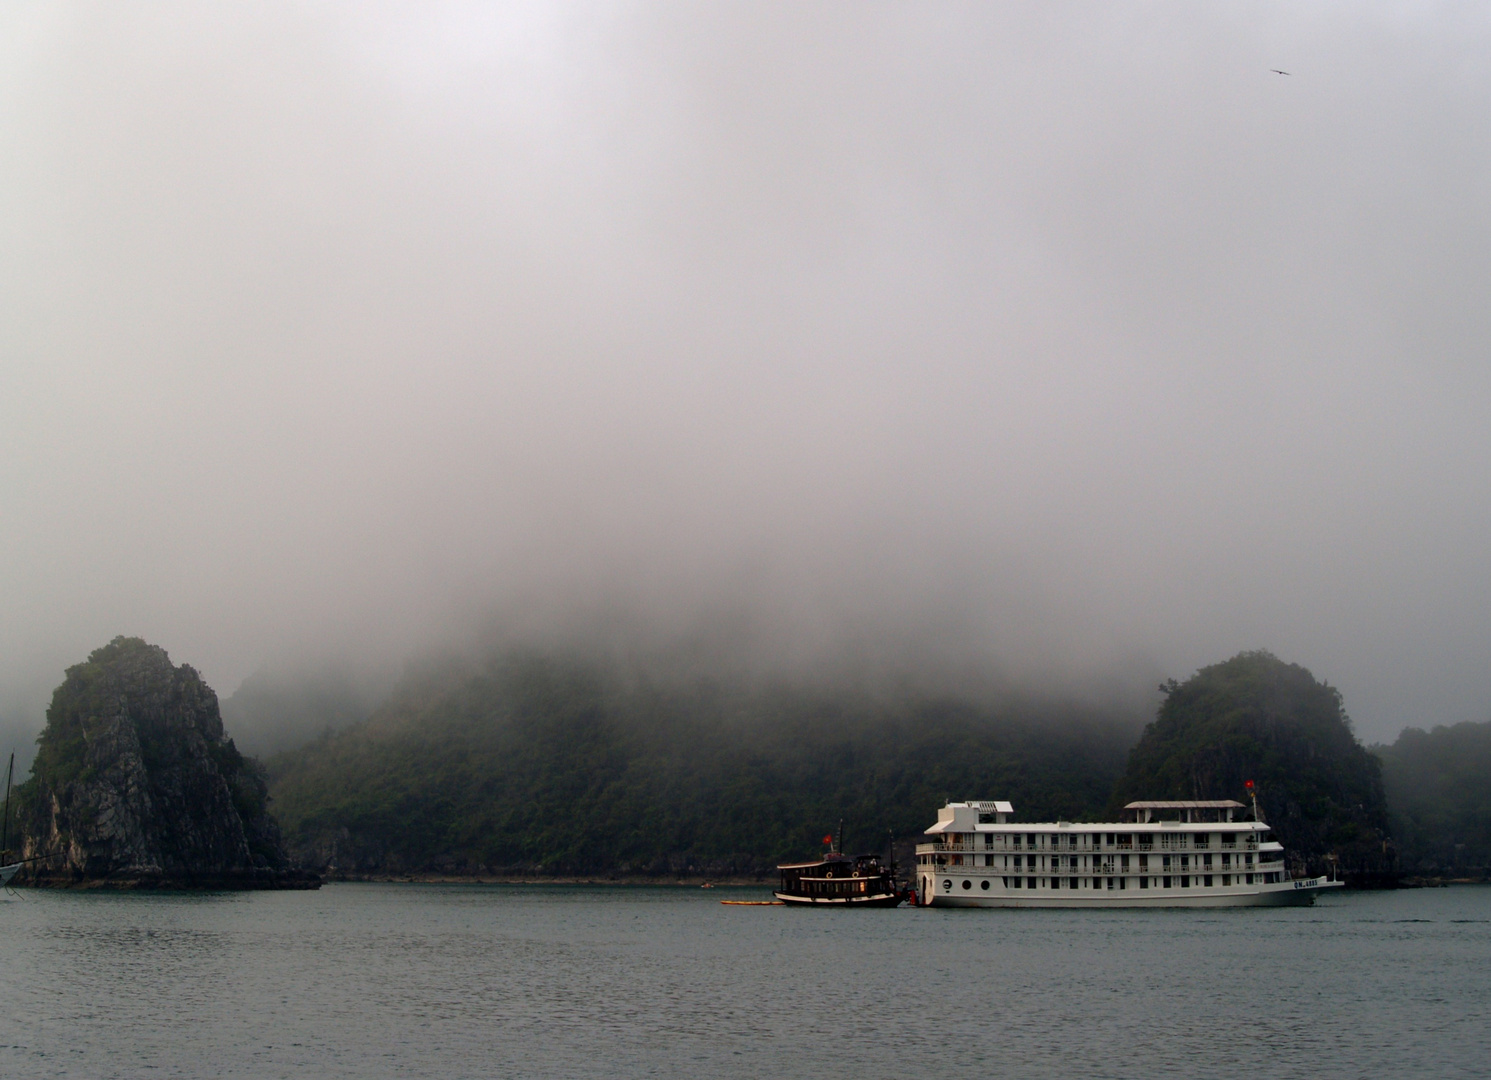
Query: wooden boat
774,826,909,907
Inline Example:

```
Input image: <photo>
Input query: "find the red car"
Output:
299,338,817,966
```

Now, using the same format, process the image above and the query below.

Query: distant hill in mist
222,665,385,759
258,646,1483,883
265,652,1145,877
1375,720,1491,874
1109,651,1393,878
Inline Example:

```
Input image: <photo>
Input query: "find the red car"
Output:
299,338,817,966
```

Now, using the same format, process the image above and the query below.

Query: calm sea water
1,882,1487,1079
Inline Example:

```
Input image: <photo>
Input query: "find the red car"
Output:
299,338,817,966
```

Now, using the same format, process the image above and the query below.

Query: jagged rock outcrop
16,637,318,888
1108,651,1394,883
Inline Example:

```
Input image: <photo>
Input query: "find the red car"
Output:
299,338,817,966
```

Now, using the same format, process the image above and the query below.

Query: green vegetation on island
1375,720,1491,874
1109,651,1392,878
16,638,1484,886
266,650,1142,876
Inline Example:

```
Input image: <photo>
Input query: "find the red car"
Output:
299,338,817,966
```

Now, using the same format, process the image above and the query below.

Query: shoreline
321,873,775,887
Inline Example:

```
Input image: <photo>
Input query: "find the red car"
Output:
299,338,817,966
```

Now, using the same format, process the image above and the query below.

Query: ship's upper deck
1121,800,1247,823
925,800,1264,836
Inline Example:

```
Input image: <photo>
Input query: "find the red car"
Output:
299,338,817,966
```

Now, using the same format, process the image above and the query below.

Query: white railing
917,835,1261,856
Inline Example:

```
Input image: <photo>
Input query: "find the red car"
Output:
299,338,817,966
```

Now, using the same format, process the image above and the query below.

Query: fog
3,3,1489,755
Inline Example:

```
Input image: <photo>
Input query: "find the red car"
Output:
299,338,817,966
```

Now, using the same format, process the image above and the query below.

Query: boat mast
2,751,12,859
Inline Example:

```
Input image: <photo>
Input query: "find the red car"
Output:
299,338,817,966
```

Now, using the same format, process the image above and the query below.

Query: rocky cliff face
17,637,317,888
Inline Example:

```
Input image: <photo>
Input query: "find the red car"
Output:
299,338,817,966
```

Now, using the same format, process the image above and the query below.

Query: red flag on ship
823,834,834,845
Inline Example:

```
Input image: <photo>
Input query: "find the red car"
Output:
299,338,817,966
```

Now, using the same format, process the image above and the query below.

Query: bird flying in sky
1271,69,1291,75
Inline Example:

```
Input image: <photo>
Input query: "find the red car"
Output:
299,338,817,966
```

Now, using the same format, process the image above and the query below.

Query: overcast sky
3,2,1489,745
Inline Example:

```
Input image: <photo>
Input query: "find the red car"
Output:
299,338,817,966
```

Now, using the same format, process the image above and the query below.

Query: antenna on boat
836,819,845,856
1245,779,1260,823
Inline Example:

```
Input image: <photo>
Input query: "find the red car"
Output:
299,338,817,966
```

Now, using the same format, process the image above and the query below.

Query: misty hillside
221,665,383,759
266,652,1143,877
1109,651,1392,877
1376,721,1491,874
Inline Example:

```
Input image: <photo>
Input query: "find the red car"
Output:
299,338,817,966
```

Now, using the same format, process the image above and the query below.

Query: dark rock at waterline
13,637,318,889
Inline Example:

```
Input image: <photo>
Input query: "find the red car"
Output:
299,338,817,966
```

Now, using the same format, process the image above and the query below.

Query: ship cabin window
1136,833,1154,850
1194,833,1210,849
1202,853,1213,867
1104,833,1115,847
1116,833,1132,849
1012,834,1022,849
1180,875,1190,887
1162,855,1171,869
1163,875,1171,888
984,833,994,849
1140,876,1149,888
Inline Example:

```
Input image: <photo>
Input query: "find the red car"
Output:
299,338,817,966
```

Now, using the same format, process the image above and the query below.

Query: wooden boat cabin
775,853,904,906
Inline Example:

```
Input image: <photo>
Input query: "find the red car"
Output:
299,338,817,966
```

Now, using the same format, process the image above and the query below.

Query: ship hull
775,891,905,907
922,877,1342,909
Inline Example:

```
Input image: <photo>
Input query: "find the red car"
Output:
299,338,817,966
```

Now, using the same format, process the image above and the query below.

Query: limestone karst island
12,637,317,889
5,635,1488,890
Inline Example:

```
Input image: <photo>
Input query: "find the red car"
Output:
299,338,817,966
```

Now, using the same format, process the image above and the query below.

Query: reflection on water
2,884,1488,1079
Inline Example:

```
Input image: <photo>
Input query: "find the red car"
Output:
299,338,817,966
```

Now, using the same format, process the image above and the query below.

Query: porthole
942,878,952,891
962,880,972,890
980,880,990,890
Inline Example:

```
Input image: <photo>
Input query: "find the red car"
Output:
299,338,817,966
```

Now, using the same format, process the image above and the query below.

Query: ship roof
777,853,873,870
1123,800,1246,809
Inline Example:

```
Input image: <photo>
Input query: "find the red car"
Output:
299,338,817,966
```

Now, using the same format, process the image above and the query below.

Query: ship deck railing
916,837,1259,855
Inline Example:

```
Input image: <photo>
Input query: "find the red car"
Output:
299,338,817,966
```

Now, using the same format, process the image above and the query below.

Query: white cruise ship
915,799,1342,907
